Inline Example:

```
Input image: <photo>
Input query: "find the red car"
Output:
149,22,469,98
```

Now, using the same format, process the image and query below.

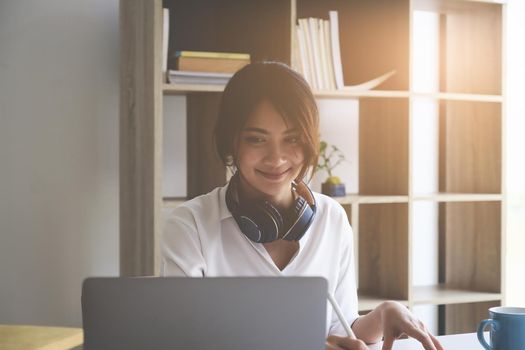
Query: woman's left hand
380,301,443,350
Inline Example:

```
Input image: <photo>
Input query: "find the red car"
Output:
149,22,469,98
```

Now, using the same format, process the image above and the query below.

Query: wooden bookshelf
335,195,410,205
411,285,502,306
121,0,506,335
164,84,503,102
412,193,503,202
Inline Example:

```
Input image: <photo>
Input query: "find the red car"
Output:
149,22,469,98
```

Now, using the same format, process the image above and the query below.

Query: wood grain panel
441,101,502,193
120,0,163,276
443,202,501,293
443,2,502,95
359,204,409,300
360,98,409,195
443,301,500,335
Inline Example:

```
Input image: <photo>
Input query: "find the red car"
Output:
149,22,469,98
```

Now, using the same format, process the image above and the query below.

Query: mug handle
477,319,498,350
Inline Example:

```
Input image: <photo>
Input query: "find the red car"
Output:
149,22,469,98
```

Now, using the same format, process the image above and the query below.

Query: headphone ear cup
282,196,315,241
252,201,283,243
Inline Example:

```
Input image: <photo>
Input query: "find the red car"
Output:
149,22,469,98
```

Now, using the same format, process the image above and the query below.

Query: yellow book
175,51,250,60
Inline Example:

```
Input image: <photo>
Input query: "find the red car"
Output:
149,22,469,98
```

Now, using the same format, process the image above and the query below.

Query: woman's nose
264,142,287,167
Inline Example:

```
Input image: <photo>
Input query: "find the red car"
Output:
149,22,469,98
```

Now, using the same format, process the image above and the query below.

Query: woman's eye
245,136,265,144
285,136,301,144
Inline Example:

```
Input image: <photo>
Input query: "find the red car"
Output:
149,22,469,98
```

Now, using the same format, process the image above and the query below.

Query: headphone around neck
225,172,317,243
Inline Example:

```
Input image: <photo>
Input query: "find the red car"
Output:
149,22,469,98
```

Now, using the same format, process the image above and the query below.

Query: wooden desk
0,325,482,350
0,325,83,350
369,332,483,349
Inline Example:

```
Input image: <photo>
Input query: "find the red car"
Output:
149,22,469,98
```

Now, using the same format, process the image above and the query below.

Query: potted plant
316,140,346,197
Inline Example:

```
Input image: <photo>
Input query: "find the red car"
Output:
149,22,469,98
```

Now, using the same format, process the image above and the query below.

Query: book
175,51,250,60
292,24,304,79
329,11,344,89
318,19,331,90
299,19,317,89
308,18,324,90
296,24,312,86
175,56,249,73
162,8,169,74
167,70,233,85
173,51,250,74
323,20,337,90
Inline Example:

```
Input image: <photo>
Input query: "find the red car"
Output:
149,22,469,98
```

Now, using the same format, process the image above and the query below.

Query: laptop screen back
82,277,327,350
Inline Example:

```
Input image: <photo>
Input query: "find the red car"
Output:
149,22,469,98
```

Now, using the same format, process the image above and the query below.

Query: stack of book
162,8,250,85
295,11,395,92
295,11,342,90
168,51,251,85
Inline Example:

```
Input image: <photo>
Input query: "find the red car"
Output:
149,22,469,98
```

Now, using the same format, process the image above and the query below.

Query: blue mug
477,306,525,350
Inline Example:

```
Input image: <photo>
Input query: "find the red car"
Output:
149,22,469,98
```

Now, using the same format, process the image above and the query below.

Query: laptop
82,276,327,350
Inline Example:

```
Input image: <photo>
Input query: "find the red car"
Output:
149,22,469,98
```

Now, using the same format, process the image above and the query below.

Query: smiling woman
161,61,443,350
236,100,306,209
214,61,320,184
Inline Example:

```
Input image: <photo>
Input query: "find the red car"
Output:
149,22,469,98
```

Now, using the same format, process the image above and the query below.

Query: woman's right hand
326,335,368,350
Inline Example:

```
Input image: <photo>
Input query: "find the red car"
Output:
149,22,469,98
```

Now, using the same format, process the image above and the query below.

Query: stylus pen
328,293,357,340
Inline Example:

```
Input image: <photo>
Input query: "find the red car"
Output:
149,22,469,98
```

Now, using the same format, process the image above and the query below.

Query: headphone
225,172,316,243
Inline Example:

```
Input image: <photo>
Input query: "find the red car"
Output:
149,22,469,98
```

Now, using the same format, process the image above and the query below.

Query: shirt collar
218,183,233,221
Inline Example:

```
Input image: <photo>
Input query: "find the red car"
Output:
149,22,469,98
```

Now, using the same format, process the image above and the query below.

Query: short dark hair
214,61,319,181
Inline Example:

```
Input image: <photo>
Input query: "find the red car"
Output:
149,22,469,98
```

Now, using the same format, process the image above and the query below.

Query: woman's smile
255,168,292,182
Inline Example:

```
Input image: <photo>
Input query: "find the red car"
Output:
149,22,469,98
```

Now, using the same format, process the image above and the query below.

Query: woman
161,61,443,350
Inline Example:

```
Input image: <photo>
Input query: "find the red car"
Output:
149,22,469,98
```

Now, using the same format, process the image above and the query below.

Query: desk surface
370,332,483,350
0,325,481,350
0,325,83,350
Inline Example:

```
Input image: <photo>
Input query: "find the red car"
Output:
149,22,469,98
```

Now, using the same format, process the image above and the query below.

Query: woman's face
236,100,305,208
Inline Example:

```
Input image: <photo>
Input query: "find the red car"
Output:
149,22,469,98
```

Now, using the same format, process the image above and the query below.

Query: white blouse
160,184,359,336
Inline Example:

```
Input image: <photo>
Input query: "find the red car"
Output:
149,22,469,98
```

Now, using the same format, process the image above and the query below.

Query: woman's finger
404,326,437,350
326,342,339,350
328,335,368,350
428,332,444,350
381,335,395,350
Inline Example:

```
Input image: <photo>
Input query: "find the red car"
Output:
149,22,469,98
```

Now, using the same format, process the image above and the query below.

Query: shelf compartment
440,101,502,194
360,98,409,195
359,203,409,301
440,201,502,293
441,300,501,335
412,285,502,305
164,0,292,66
186,93,228,198
414,0,502,95
297,0,410,90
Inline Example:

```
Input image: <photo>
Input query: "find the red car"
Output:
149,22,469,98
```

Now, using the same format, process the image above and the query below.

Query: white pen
328,293,357,339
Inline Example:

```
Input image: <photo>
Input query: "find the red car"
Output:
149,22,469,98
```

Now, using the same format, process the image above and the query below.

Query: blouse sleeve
160,207,207,277
329,205,360,336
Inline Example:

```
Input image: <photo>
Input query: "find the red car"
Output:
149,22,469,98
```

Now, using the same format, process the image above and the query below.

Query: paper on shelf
340,70,396,92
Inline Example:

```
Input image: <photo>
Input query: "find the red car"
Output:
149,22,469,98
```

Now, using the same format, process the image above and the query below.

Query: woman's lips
256,169,291,181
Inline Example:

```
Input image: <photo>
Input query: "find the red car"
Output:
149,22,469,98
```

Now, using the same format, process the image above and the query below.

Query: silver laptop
82,277,327,350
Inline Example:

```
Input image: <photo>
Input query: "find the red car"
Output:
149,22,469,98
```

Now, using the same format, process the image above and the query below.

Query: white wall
504,0,525,307
0,0,119,326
